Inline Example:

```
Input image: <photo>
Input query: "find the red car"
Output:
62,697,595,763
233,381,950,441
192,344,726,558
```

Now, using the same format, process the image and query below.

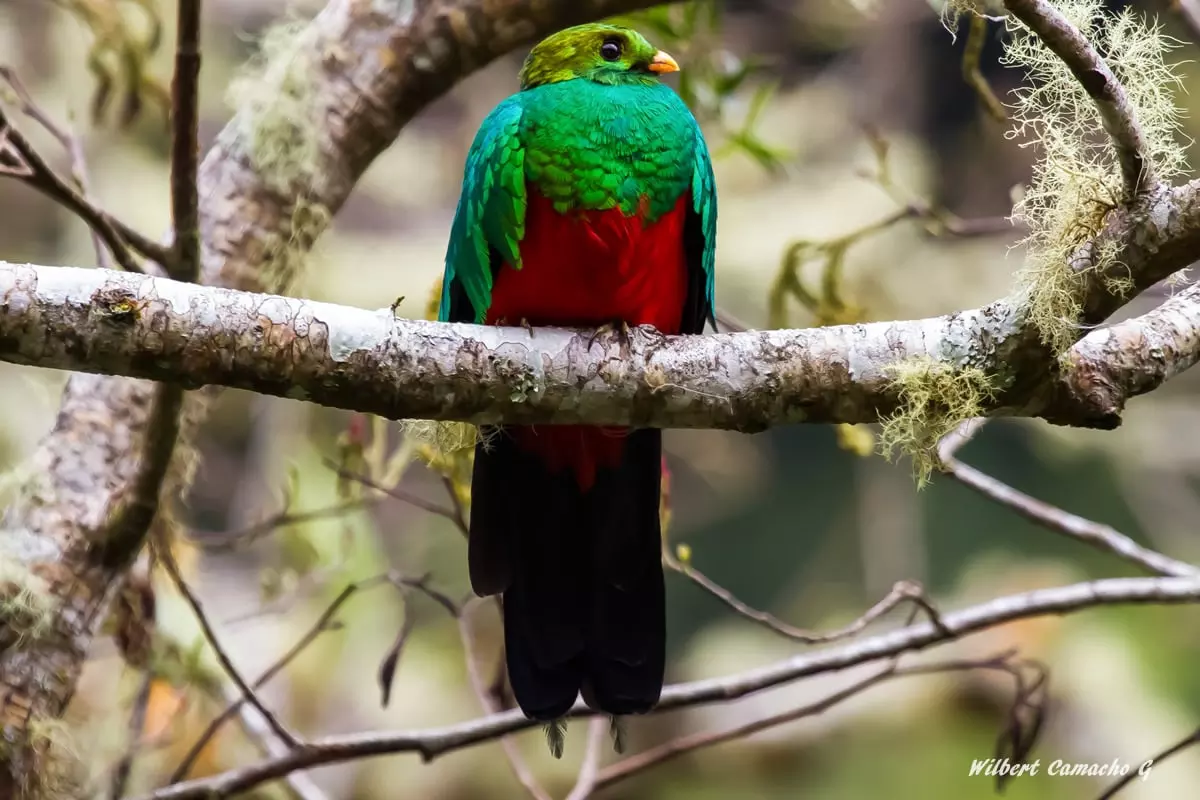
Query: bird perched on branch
438,22,717,740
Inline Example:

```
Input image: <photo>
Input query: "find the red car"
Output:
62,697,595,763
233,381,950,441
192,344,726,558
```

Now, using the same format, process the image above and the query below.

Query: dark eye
600,38,622,61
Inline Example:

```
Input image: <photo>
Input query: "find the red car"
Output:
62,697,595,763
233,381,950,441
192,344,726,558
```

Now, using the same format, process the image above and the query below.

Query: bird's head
518,23,679,90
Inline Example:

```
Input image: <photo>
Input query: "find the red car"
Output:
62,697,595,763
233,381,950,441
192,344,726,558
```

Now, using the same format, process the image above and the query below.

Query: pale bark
2,260,1199,431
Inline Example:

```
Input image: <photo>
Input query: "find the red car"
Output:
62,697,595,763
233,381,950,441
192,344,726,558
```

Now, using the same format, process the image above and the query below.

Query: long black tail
468,427,666,721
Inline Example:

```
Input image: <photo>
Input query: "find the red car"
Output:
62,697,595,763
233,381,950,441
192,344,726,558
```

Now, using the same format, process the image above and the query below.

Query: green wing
683,115,718,334
439,96,527,324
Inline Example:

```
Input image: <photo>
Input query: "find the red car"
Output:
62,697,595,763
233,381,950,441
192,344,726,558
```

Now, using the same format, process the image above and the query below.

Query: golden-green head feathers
518,23,679,90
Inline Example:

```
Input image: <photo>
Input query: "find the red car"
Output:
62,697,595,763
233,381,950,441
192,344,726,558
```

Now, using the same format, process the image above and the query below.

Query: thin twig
441,475,469,536
459,600,552,800
167,578,372,783
109,670,155,799
0,67,111,268
564,718,606,800
668,551,950,643
0,68,160,272
389,572,463,618
1096,725,1200,799
155,541,302,750
595,664,900,791
593,648,1044,792
200,498,375,552
936,423,1200,578
229,687,331,800
169,0,202,281
324,460,462,523
1003,0,1155,195
962,13,1008,122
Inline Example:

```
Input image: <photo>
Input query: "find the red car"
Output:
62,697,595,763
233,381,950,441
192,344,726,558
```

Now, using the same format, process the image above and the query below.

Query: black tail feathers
467,427,666,722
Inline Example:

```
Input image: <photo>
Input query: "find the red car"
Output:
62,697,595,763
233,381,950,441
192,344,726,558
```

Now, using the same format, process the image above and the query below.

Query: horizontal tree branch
2,262,1198,431
135,572,1200,800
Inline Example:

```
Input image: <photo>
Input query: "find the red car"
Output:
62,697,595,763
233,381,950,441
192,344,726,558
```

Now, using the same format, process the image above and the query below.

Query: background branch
134,572,1200,800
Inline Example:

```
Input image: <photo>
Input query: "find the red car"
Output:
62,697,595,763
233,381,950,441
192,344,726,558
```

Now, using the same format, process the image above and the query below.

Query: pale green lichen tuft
0,562,56,647
998,0,1186,353
878,357,996,486
936,0,1004,37
225,15,323,196
400,420,484,457
0,717,83,800
258,196,332,295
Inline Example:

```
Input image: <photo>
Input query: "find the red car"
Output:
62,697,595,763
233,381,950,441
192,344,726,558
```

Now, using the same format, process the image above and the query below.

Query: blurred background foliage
3,0,1200,798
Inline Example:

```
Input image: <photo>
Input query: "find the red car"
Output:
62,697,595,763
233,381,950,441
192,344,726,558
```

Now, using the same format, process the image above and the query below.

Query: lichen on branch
1002,1,1186,353
878,357,995,485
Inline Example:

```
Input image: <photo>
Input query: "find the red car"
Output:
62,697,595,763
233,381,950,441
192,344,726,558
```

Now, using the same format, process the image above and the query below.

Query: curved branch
134,573,1200,800
1003,0,1155,194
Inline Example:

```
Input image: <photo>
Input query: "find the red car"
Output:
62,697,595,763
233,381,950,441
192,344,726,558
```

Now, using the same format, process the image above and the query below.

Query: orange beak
648,50,680,74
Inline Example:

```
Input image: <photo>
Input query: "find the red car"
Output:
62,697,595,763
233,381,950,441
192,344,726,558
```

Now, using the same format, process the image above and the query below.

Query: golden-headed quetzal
438,23,717,723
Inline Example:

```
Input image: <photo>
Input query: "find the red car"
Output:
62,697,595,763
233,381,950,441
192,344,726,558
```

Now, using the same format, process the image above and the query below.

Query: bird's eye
600,38,622,61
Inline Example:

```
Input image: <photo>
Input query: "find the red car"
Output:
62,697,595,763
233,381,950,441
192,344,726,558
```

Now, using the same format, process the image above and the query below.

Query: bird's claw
636,323,669,345
586,320,633,351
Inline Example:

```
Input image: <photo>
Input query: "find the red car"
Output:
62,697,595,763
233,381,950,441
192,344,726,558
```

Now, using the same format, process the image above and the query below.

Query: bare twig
229,688,331,800
167,577,370,783
936,423,1200,578
441,475,470,536
564,718,606,800
168,0,202,281
0,67,110,268
962,13,1008,122
132,573,1200,800
1003,0,1155,195
389,572,462,618
1097,725,1200,799
595,663,902,791
669,550,950,643
0,69,162,272
459,600,552,800
323,460,461,523
109,670,155,799
155,542,302,751
200,499,375,552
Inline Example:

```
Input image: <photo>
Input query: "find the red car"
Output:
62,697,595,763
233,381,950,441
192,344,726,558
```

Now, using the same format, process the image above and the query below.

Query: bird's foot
519,317,535,337
586,319,633,351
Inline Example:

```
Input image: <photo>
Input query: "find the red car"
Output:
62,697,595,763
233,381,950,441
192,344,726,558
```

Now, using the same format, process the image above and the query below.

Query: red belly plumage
485,190,691,489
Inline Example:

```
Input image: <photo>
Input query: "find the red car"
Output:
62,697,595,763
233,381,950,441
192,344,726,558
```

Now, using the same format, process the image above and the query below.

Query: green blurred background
3,0,1200,798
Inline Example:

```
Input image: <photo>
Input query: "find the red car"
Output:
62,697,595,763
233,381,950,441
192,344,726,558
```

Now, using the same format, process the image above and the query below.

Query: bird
438,22,717,730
